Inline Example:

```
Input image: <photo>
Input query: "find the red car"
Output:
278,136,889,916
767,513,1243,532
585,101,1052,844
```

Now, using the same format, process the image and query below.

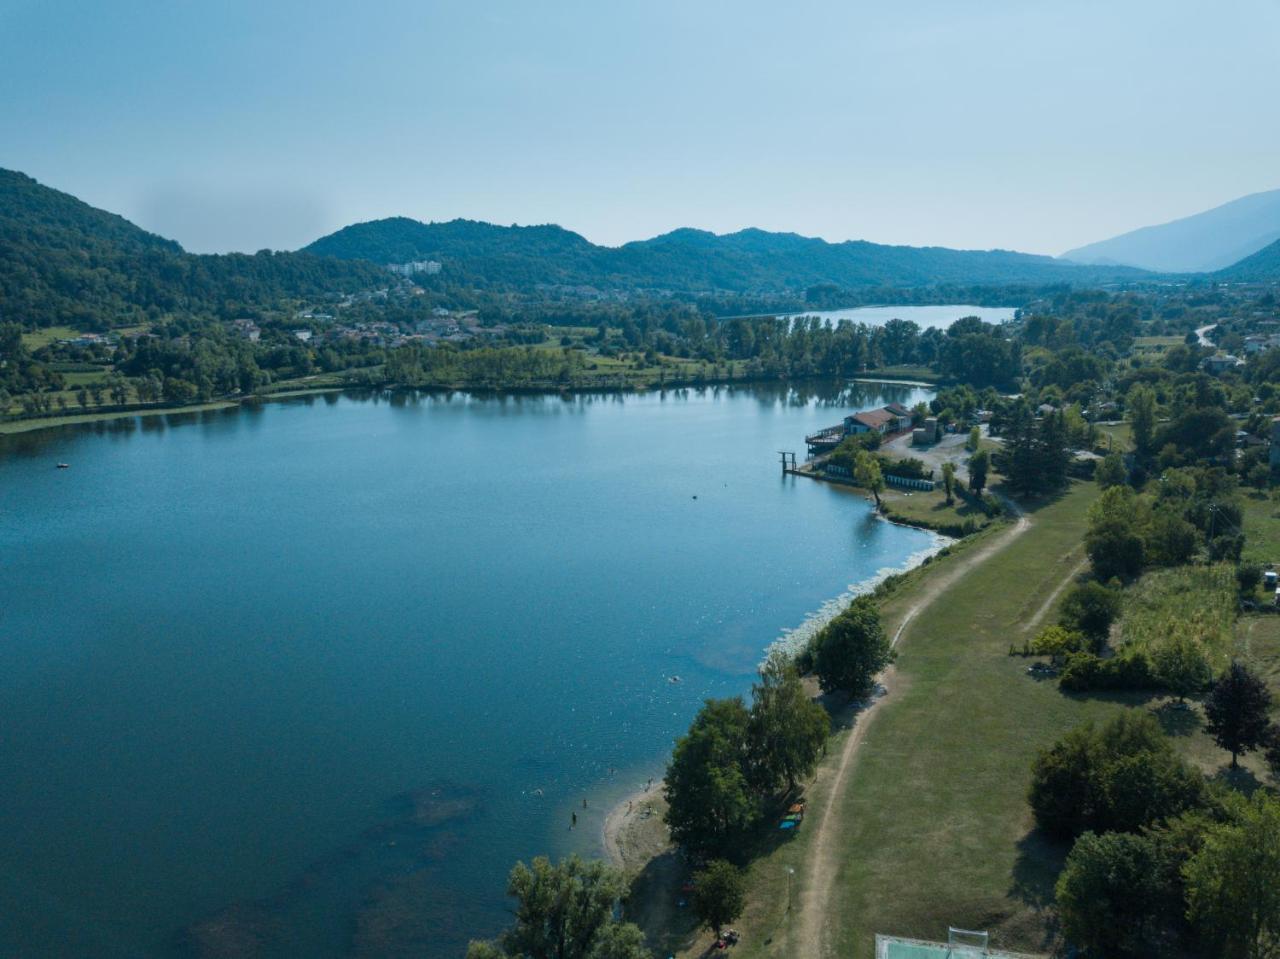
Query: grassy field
1093,420,1132,452
878,486,996,537
725,482,1121,958
1117,565,1238,670
1241,490,1280,567
19,325,82,350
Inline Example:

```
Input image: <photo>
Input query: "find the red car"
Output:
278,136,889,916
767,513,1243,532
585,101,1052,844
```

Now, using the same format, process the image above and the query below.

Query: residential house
1202,353,1244,375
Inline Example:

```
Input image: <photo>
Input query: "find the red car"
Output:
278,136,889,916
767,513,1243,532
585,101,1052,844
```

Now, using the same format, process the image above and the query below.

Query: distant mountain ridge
304,217,1149,292
0,169,388,328
1216,236,1280,281
1062,189,1280,273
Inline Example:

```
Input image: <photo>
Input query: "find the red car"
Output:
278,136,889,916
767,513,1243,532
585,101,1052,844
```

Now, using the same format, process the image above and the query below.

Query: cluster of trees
664,598,891,860
992,401,1071,496
663,654,829,857
1034,709,1280,957
1085,467,1245,583
465,856,650,959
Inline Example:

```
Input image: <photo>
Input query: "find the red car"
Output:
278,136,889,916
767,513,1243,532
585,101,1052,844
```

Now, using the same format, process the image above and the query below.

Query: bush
881,456,931,480
1059,651,1158,692
1236,563,1262,597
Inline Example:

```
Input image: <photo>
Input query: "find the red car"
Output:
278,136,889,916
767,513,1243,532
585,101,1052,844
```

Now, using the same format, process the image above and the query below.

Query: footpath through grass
731,481,1126,959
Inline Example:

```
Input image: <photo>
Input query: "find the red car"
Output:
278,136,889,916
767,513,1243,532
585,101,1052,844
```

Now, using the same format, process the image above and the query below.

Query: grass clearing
1241,490,1280,568
879,486,995,537
731,482,1123,959
19,325,81,350
1117,564,1238,670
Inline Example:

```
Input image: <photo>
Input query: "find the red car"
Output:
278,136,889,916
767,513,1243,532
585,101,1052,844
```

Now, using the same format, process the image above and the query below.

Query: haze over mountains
1062,189,1280,273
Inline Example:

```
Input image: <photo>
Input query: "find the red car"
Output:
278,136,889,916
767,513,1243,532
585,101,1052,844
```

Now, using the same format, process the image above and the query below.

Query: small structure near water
806,402,916,456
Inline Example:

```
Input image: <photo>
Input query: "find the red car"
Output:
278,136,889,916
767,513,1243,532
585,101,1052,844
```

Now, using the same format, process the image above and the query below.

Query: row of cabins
806,402,915,456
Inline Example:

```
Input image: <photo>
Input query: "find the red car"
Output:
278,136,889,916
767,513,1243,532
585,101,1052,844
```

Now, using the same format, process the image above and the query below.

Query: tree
1144,509,1199,567
1001,400,1040,497
1086,486,1147,581
1029,711,1205,839
940,461,956,505
1185,791,1280,959
853,450,884,508
1096,451,1127,489
1129,384,1157,458
1059,580,1122,644
966,426,980,452
1056,830,1163,958
1204,662,1273,768
1265,725,1280,782
968,448,990,495
1151,634,1212,703
746,653,830,793
810,596,892,698
1237,564,1263,598
1035,410,1071,490
692,860,746,939
664,698,757,855
465,855,650,959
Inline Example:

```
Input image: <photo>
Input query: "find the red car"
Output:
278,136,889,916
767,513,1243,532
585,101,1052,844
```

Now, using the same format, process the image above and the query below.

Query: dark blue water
0,382,935,958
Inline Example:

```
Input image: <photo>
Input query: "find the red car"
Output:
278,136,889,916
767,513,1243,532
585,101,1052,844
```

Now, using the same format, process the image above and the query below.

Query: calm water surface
789,303,1016,328
1,381,937,958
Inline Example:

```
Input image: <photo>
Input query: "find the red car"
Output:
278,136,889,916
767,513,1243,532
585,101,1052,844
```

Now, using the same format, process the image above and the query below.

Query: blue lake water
0,380,937,958
788,303,1016,329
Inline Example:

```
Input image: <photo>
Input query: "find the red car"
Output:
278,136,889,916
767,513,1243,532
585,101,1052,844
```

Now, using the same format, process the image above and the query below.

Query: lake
0,380,938,958
787,303,1017,329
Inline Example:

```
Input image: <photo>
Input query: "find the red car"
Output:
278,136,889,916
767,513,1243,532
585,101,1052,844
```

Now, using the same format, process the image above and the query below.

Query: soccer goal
947,927,990,956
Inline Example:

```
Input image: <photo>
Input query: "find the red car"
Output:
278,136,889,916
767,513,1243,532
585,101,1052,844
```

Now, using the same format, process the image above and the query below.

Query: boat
56,463,69,469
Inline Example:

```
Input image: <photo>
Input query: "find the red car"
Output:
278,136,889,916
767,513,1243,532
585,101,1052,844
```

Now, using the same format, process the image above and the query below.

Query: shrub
1059,651,1158,692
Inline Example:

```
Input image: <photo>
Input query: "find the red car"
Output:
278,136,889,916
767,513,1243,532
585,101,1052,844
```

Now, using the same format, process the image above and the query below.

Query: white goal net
947,927,990,955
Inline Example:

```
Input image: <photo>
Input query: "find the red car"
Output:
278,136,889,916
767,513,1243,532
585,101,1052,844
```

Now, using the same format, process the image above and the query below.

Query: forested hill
0,169,389,328
303,217,1150,293
1216,237,1280,281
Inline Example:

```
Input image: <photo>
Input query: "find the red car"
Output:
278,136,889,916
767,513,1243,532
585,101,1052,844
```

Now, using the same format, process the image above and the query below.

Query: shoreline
601,521,952,870
602,785,667,871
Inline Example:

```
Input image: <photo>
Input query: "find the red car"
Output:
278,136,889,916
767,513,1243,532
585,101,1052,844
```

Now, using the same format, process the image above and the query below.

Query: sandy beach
602,784,670,872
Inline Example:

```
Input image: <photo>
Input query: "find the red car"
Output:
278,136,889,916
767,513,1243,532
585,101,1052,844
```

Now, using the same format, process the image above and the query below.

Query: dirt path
1024,554,1088,634
788,500,1031,958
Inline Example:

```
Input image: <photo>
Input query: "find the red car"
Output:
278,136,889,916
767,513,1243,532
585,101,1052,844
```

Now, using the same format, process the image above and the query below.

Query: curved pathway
789,499,1030,958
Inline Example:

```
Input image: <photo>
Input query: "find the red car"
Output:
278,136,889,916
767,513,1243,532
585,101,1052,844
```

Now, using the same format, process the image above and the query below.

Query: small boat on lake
56,463,69,469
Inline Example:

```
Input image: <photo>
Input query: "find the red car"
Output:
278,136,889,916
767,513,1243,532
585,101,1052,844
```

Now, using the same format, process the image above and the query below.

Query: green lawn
1241,490,1280,567
19,325,82,350
879,486,995,537
734,482,1121,958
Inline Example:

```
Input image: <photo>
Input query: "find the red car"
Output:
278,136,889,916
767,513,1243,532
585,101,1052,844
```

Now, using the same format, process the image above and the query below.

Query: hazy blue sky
2,0,1277,255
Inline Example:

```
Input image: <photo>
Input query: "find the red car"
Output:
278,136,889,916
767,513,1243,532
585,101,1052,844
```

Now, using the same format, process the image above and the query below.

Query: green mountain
0,169,388,328
305,217,1147,293
1062,189,1280,273
1216,236,1280,281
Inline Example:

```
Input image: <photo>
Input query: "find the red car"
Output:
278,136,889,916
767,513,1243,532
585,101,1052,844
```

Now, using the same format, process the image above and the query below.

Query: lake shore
600,520,954,871
602,785,668,872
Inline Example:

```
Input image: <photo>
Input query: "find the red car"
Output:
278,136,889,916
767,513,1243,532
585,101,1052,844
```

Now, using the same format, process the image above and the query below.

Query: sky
2,0,1278,256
